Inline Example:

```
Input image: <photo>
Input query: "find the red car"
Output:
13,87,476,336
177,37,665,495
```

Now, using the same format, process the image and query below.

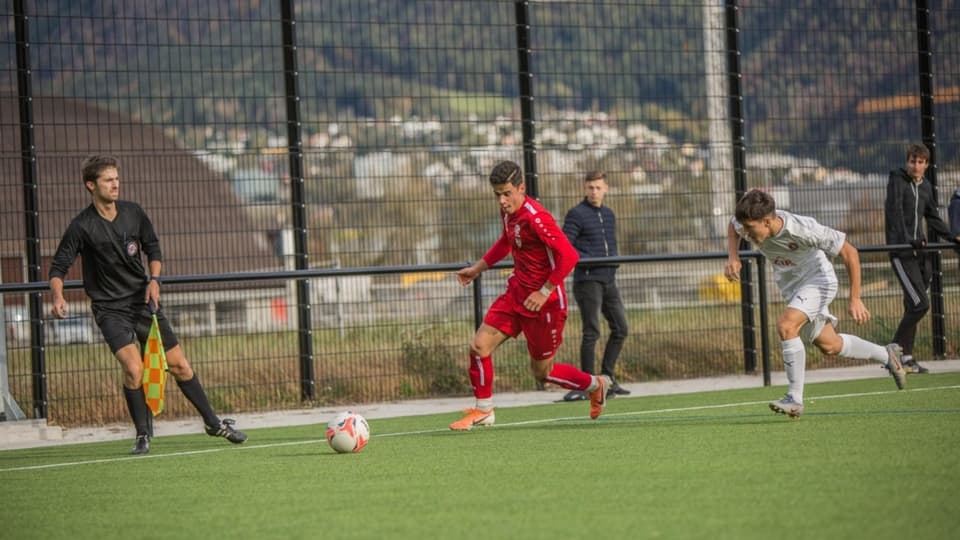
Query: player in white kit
724,189,905,418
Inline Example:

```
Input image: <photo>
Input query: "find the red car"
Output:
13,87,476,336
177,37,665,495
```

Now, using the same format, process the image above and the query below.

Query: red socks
545,362,593,391
469,354,494,399
470,355,593,396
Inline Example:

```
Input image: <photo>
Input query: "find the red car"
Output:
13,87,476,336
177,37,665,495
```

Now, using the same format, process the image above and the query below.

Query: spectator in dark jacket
884,143,960,374
561,171,630,400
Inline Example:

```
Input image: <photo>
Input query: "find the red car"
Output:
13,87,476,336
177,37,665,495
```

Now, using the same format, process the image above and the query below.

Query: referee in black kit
49,155,247,455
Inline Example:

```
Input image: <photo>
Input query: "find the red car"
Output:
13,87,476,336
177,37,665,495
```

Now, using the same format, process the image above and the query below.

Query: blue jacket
562,198,619,283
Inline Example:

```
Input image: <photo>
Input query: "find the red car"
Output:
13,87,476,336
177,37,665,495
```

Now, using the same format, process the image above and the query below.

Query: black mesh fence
1,0,958,426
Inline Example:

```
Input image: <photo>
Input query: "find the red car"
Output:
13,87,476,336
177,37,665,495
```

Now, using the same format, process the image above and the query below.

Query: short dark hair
735,189,776,222
489,160,523,186
906,143,930,162
584,170,606,183
81,155,119,184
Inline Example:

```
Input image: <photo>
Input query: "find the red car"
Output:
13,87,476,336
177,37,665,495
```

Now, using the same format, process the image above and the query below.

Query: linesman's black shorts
91,296,179,355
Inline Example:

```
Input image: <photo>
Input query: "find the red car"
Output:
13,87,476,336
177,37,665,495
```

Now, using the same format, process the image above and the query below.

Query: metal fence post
756,255,771,386
915,0,946,358
514,0,538,198
1,299,27,421
15,0,47,418
725,0,756,374
280,0,315,400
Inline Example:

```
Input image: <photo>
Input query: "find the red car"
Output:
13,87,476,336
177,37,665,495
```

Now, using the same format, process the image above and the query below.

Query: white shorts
787,283,838,342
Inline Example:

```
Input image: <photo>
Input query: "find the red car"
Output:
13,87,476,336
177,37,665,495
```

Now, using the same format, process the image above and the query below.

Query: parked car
47,316,95,345
4,306,29,345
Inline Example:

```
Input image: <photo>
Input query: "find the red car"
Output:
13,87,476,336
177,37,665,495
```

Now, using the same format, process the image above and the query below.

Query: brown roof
1,96,277,283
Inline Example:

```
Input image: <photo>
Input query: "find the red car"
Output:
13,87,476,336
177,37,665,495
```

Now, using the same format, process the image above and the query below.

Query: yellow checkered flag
142,313,168,416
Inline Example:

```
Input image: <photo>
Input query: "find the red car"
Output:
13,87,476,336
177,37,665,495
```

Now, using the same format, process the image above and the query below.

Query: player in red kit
449,161,611,430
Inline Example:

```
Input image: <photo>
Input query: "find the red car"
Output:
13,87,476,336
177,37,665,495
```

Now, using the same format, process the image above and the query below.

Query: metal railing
3,242,956,426
2,250,776,424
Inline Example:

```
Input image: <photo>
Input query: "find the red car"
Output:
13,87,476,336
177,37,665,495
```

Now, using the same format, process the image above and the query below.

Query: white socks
838,334,888,364
476,398,494,412
782,334,890,406
782,337,806,403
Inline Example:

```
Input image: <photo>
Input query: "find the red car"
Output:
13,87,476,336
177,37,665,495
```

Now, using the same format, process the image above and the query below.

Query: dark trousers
572,279,629,380
889,253,932,356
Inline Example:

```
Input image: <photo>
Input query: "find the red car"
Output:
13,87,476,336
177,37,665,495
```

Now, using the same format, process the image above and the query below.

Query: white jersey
732,210,846,300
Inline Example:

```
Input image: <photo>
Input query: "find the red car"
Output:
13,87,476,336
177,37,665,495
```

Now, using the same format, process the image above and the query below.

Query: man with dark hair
884,143,960,374
561,170,630,401
449,160,611,430
725,189,905,418
49,155,247,454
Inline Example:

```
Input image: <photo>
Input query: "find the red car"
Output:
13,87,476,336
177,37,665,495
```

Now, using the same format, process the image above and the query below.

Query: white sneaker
769,394,804,418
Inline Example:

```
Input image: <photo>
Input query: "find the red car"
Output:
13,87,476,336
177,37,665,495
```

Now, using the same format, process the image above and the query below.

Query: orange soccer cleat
589,375,611,420
449,408,496,431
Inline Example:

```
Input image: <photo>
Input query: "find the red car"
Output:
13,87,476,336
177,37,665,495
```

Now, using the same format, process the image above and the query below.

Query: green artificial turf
2,374,958,540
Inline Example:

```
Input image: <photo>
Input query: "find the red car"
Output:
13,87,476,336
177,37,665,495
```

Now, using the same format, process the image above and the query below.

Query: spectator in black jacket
561,171,630,400
884,144,960,374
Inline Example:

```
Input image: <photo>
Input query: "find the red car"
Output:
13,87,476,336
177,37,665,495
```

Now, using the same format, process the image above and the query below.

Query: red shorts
484,293,567,360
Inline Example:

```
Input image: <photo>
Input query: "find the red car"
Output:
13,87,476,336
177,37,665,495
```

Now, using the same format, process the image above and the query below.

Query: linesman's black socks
122,385,151,437
176,375,221,428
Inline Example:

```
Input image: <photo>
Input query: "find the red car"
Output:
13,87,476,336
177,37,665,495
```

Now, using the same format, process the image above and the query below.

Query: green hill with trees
3,0,957,170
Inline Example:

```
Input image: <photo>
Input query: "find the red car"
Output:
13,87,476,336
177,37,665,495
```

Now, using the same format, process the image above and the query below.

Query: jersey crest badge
126,240,139,257
513,224,522,247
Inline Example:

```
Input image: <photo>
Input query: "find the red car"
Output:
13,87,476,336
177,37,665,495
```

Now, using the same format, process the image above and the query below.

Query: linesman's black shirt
49,200,162,303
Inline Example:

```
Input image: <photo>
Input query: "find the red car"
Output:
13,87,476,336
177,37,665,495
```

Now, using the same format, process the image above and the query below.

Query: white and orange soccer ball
325,411,370,454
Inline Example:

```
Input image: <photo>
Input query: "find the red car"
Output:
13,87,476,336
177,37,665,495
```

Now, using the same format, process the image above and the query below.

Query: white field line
3,384,958,474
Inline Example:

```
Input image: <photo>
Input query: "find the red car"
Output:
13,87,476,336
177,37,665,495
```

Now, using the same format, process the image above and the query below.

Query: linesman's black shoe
131,434,150,455
205,418,247,444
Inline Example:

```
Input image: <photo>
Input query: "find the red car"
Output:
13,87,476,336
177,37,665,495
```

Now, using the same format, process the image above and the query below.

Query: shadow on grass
439,406,960,433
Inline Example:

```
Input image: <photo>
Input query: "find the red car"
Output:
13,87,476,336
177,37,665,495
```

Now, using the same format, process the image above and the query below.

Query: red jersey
481,196,579,309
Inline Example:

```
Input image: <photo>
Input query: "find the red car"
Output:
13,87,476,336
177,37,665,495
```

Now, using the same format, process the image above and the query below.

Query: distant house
231,167,281,203
353,151,412,199
0,97,277,303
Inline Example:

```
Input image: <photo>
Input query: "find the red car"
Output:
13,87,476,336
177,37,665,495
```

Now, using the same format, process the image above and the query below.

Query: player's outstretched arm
144,260,162,306
456,259,488,287
48,222,81,319
535,210,579,283
724,221,742,282
49,277,67,319
838,241,870,324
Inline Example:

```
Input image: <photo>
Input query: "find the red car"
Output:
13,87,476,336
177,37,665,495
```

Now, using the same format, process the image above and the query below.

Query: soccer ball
325,411,370,454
